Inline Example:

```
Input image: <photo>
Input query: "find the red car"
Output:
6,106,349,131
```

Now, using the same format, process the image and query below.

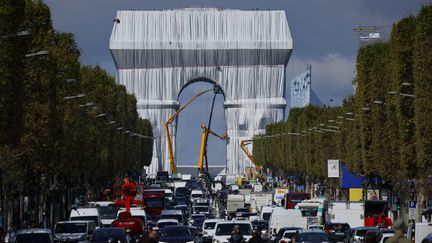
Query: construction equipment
240,140,263,177
165,88,215,174
198,125,228,170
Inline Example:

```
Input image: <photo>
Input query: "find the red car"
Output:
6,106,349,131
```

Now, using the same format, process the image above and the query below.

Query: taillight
280,240,288,243
325,230,334,234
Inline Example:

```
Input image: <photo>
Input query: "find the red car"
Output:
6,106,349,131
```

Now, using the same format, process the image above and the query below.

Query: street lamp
63,93,86,100
362,107,370,111
96,113,106,118
25,50,49,58
79,102,94,108
106,121,116,125
373,100,385,105
400,93,416,98
401,82,412,86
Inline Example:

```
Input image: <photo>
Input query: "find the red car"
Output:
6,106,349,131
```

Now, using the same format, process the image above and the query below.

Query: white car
278,229,299,243
117,207,147,225
379,232,394,243
165,189,173,202
156,219,179,229
201,219,222,243
212,221,253,243
70,207,102,227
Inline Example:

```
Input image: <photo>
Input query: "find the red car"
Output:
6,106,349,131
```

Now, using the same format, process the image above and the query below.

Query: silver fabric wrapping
109,8,292,176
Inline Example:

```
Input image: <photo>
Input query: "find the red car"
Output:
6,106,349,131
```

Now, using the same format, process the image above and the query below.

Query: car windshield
71,216,98,225
192,215,205,220
195,206,209,213
132,215,146,223
215,224,252,236
283,232,297,239
98,206,119,219
299,206,318,217
176,187,188,194
288,194,309,202
298,233,330,242
160,214,182,222
15,234,51,243
356,229,368,236
258,222,268,229
204,222,217,230
326,224,350,232
158,222,178,228
192,194,202,198
94,229,126,240
55,223,87,233
161,227,193,237
145,198,164,208
262,212,271,221
237,208,248,213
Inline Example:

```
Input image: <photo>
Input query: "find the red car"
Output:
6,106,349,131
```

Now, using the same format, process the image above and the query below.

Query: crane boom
240,139,262,171
165,88,214,174
198,125,228,170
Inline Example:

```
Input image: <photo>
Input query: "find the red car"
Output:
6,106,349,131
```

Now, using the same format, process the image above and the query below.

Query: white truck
181,174,192,181
327,201,364,227
226,194,245,216
174,181,187,190
295,198,327,226
250,192,273,213
269,208,307,237
415,223,432,243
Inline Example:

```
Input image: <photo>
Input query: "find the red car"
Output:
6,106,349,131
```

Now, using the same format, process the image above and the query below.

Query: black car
159,225,199,243
92,227,127,243
324,223,350,243
192,217,206,229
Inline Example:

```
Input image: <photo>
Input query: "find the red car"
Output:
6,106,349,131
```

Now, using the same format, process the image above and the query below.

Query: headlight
186,241,195,243
213,239,221,243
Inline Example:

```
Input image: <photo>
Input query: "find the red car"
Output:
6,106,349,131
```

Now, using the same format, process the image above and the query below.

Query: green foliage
253,5,432,195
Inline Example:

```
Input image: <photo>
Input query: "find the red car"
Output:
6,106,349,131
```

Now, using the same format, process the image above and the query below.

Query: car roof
204,219,223,223
95,227,124,232
162,209,183,215
158,219,180,223
56,220,92,224
216,221,252,225
17,228,52,234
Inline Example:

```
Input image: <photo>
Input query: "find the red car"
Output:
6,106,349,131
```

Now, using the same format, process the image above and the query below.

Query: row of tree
0,0,153,227
253,5,432,210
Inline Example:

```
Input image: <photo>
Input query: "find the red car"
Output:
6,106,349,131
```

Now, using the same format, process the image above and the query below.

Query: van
54,221,96,242
70,207,102,227
160,209,185,225
268,207,307,238
260,206,273,221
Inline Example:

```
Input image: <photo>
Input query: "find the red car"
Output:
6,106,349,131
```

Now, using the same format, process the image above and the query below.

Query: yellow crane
197,125,228,170
165,88,215,174
240,139,263,179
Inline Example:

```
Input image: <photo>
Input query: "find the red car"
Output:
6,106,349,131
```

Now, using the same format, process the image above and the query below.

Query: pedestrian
228,225,245,243
126,229,134,243
4,226,16,243
386,218,410,243
140,228,158,243
363,232,379,243
248,230,265,243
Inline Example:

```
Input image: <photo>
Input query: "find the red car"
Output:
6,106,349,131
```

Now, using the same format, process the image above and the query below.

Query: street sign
409,200,417,220
409,200,417,209
328,160,340,178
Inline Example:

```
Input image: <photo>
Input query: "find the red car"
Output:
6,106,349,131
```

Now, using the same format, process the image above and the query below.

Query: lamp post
25,50,49,58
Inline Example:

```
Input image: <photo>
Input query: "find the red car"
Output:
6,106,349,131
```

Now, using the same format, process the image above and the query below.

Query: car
272,227,303,243
213,221,253,243
117,207,147,226
253,220,269,237
165,189,174,202
53,220,95,242
15,228,55,243
295,230,332,243
159,225,199,243
157,219,180,229
189,214,206,225
308,224,324,230
88,201,120,227
190,190,204,202
92,227,127,243
324,222,350,243
192,217,206,229
160,209,185,225
379,232,394,243
201,219,223,243
347,227,378,243
174,205,190,218
193,205,210,214
277,228,301,243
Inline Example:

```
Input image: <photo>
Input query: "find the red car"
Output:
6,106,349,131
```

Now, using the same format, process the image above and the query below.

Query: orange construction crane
165,88,215,174
198,125,228,170
240,139,263,173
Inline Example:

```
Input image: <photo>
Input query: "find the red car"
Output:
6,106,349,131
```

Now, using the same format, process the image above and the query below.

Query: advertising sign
328,159,340,178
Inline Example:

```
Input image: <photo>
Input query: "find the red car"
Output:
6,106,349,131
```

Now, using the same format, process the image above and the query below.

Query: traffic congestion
3,171,429,243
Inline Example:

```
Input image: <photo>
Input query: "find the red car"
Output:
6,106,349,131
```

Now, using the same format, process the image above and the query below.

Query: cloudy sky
43,0,424,166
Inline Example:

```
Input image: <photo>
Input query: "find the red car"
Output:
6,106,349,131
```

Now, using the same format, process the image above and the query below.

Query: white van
269,208,307,238
260,206,273,221
88,201,119,227
54,220,96,242
190,190,204,202
70,207,102,227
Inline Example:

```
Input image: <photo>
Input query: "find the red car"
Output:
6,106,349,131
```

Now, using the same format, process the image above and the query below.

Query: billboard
327,159,340,178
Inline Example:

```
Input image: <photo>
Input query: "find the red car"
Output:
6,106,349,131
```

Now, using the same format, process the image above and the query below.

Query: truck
142,189,166,221
273,188,289,206
250,192,273,213
284,192,311,209
181,174,192,181
295,198,328,226
327,201,392,228
226,194,245,217
415,223,432,243
269,208,307,238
